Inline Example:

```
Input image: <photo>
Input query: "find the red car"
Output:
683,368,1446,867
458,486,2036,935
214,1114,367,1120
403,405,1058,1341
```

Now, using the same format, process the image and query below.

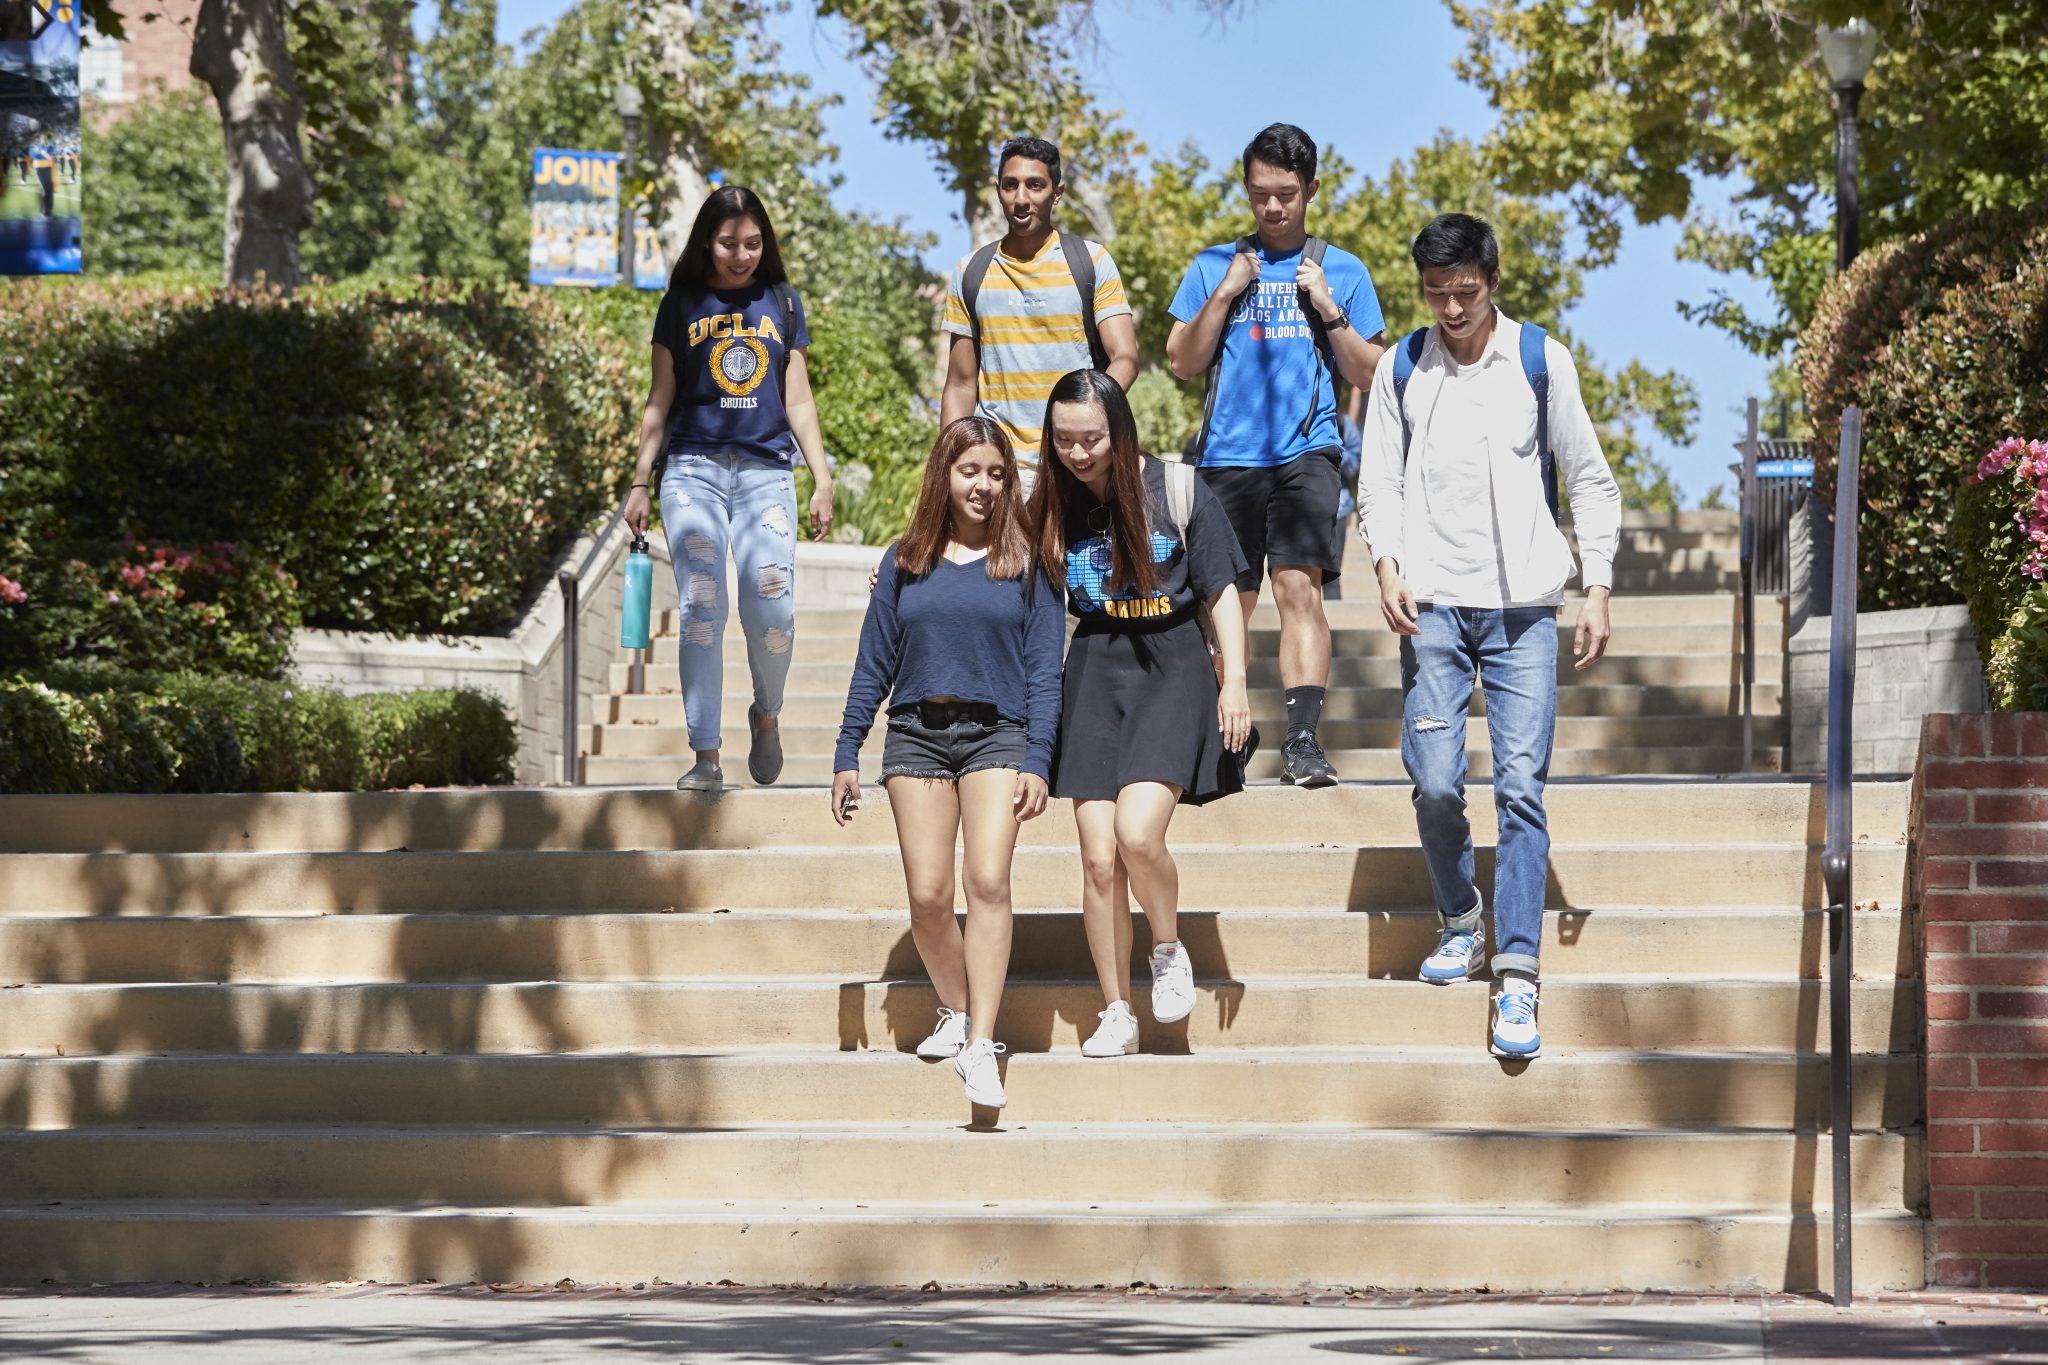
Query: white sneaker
1491,979,1541,1059
954,1037,1008,1107
915,1006,969,1059
1081,1000,1140,1057
1420,916,1487,984
1149,941,1196,1024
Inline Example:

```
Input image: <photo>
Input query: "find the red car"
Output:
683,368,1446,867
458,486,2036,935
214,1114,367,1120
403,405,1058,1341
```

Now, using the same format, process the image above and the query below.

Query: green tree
81,89,223,276
1449,0,2048,354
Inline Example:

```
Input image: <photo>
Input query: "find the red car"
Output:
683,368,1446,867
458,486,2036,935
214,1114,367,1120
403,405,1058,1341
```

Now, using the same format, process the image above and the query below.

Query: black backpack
1192,235,1334,465
959,230,1109,371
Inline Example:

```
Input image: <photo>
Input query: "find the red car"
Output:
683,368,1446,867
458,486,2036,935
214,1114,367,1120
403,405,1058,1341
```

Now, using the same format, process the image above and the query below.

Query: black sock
1284,686,1326,738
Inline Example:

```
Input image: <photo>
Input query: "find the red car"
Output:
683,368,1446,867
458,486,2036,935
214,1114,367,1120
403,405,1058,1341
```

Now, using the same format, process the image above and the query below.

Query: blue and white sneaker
1491,980,1540,1059
1419,920,1487,984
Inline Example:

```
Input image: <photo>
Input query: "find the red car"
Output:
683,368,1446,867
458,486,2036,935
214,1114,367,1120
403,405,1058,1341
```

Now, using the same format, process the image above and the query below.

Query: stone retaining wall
1791,606,1988,774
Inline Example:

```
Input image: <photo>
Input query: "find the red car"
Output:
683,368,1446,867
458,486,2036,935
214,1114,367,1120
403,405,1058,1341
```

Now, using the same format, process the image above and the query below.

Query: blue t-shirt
835,545,1067,781
1063,459,1249,623
1168,240,1384,469
652,280,810,465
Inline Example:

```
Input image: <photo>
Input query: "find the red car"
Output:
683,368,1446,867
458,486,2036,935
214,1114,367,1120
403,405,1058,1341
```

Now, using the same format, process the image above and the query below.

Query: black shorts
880,701,1029,781
1200,447,1345,593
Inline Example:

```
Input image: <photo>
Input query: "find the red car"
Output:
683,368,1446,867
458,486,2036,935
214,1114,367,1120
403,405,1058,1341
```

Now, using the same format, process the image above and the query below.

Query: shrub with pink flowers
1961,436,2048,710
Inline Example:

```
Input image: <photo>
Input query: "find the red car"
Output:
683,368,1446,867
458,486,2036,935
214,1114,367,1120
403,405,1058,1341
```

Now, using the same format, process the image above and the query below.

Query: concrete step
0,781,1909,854
582,744,1789,784
0,843,1909,915
0,908,1914,985
0,1049,1921,1129
604,680,1789,730
0,976,1916,1055
587,713,1780,759
0,1125,1918,1209
0,1199,1926,1292
647,593,1784,637
615,650,1786,695
636,623,1782,666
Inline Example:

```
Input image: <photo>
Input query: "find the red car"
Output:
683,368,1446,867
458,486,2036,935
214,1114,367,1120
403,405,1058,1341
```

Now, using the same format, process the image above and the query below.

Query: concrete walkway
0,1285,2042,1363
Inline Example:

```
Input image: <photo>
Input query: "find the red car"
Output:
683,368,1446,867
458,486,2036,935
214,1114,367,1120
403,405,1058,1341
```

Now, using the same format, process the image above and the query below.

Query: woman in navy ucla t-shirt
622,186,835,792
831,416,1065,1111
1030,369,1253,1061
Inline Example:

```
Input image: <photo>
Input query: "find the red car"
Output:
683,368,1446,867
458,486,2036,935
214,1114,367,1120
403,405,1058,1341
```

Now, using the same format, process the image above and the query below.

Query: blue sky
486,0,1785,504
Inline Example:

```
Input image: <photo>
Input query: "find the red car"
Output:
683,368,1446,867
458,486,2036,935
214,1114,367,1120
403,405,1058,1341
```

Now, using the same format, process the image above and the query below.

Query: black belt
908,699,1000,727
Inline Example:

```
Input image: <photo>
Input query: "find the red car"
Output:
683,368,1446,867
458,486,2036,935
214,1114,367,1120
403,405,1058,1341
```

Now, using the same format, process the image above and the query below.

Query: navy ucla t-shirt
652,280,811,465
1063,459,1249,624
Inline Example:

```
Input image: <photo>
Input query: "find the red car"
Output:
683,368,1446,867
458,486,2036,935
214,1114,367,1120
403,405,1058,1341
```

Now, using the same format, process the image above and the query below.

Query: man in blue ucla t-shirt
1166,122,1387,788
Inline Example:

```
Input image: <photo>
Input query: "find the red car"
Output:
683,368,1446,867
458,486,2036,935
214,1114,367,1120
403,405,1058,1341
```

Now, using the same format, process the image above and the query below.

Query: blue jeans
1399,604,1560,979
659,451,799,752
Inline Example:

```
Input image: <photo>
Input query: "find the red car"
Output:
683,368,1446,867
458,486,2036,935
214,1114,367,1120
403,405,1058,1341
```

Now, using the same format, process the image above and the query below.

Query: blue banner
0,0,83,275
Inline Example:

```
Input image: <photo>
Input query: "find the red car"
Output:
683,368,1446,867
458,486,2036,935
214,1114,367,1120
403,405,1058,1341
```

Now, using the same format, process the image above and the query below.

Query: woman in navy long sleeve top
832,416,1065,1111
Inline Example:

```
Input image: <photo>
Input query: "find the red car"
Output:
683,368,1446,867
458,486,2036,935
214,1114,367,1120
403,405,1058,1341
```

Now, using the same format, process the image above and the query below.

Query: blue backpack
1389,322,1558,523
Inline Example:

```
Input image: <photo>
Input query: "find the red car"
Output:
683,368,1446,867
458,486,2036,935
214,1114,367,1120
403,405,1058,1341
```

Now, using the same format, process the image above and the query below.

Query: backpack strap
770,280,801,399
1518,322,1558,523
1058,230,1108,372
1297,236,1332,438
1193,235,1260,466
1390,326,1429,463
1163,458,1196,542
959,240,1003,354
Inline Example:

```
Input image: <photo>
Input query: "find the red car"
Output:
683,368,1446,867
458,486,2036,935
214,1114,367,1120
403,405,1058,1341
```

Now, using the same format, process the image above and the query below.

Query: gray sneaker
676,759,723,793
747,704,784,785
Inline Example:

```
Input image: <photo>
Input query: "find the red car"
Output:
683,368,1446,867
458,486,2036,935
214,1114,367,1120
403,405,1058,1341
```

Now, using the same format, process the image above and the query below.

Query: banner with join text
527,147,662,290
0,0,83,275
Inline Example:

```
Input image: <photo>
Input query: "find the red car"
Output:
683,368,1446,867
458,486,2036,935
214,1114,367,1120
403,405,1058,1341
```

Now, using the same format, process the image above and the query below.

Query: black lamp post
1818,18,1879,272
615,77,645,287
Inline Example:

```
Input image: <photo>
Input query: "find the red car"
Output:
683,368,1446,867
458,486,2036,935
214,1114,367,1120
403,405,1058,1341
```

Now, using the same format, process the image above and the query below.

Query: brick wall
1913,711,2048,1289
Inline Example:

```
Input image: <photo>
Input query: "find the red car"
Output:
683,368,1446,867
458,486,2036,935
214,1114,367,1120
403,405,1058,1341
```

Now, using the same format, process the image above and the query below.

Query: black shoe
1280,731,1338,788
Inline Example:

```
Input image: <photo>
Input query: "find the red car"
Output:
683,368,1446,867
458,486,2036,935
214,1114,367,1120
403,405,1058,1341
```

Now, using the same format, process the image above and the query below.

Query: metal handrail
556,502,633,786
1740,399,1760,773
1821,405,1864,1307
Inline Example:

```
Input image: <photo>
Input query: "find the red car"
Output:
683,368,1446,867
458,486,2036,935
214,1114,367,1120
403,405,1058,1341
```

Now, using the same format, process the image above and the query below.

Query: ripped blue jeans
659,451,798,753
1398,604,1559,979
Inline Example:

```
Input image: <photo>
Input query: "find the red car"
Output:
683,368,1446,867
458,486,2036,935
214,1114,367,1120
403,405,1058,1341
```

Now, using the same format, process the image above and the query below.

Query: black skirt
1051,616,1245,807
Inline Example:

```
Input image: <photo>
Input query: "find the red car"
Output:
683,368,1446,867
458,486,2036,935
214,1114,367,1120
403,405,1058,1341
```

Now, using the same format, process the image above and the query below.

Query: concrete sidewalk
0,1284,2043,1363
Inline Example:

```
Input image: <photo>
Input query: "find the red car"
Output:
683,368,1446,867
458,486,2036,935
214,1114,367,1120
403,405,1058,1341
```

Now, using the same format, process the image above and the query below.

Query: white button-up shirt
1358,310,1621,609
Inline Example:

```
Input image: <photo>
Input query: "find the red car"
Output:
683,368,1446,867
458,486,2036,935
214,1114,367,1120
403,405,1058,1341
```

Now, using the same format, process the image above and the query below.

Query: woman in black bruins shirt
1029,368,1252,1059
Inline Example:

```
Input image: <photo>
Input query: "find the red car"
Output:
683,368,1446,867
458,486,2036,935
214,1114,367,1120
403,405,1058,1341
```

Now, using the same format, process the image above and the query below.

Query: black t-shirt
1062,457,1249,624
651,280,810,465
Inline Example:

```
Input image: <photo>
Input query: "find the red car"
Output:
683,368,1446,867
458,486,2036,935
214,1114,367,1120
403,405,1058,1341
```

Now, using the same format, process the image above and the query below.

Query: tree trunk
190,0,314,293
641,1,717,266
964,184,1005,247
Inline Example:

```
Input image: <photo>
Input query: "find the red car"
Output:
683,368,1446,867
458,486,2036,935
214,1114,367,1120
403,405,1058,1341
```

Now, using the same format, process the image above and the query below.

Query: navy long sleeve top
835,544,1066,780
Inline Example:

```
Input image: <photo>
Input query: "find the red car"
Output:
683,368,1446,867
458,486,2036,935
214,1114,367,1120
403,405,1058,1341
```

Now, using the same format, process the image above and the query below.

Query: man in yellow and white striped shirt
941,137,1139,491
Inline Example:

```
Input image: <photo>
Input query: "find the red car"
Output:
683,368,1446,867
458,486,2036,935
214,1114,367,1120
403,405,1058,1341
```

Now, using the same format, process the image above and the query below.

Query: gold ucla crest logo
710,336,770,397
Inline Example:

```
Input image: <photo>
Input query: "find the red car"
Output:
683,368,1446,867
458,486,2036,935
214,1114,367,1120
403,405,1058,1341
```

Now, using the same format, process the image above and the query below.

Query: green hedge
0,668,516,793
1799,203,2048,613
1960,438,2048,711
0,280,636,670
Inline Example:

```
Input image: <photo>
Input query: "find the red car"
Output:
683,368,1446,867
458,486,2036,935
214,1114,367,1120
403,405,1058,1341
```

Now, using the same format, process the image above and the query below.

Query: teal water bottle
620,534,653,649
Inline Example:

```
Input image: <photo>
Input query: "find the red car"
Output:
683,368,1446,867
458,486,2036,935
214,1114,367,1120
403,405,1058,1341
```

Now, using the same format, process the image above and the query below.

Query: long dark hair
1029,369,1157,598
895,416,1031,581
669,186,788,292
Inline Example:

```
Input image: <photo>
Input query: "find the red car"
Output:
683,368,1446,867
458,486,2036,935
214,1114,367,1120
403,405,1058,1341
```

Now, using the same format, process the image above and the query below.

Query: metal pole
619,112,641,288
1823,405,1863,1307
1834,83,1864,273
1741,398,1759,773
558,571,581,787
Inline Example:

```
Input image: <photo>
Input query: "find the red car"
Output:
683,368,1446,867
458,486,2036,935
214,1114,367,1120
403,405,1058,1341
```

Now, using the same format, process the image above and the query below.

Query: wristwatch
1321,307,1352,332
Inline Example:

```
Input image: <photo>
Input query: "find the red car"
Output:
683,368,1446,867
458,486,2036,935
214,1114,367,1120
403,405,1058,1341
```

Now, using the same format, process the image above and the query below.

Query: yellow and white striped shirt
942,234,1132,473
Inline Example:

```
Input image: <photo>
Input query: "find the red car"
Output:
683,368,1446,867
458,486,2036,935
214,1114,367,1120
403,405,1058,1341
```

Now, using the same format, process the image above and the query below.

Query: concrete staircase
0,778,1924,1290
585,510,1777,786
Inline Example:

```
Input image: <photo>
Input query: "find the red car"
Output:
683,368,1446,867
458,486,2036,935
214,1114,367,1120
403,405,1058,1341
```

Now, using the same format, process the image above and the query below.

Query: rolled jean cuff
1441,895,1484,933
1492,952,1540,980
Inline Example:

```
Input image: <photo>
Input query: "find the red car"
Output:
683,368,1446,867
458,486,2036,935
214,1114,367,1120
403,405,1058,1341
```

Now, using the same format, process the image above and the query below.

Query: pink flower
119,563,148,588
105,591,121,603
0,574,26,606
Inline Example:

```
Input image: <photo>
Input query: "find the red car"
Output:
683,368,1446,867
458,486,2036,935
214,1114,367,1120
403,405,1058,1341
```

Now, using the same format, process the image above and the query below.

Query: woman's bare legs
1074,799,1135,1007
1113,781,1184,949
886,776,967,1012
955,767,1023,1044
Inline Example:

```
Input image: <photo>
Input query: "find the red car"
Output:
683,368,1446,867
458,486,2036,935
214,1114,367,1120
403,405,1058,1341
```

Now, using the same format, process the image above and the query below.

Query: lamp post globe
615,79,645,287
1818,18,1879,272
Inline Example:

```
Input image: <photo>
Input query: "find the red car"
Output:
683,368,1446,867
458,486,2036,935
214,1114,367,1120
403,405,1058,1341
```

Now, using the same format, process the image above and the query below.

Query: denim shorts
880,701,1028,781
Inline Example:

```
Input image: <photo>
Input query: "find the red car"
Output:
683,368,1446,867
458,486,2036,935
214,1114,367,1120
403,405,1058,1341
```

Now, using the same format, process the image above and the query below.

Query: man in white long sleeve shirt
1357,213,1622,1061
